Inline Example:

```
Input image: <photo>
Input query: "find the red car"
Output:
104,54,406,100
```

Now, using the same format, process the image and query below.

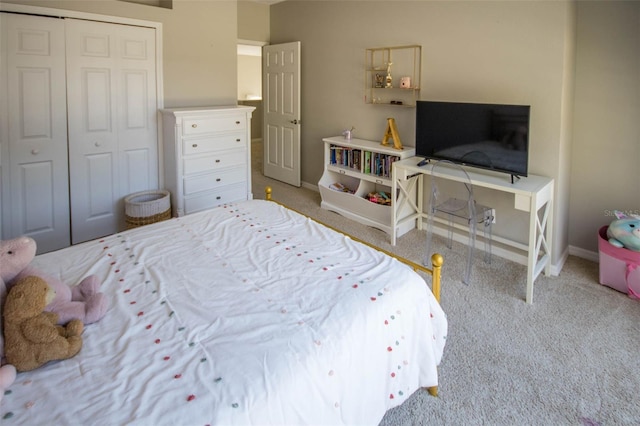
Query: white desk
391,157,554,304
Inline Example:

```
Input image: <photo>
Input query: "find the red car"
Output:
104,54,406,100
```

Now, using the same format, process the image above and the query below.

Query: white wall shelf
365,45,421,107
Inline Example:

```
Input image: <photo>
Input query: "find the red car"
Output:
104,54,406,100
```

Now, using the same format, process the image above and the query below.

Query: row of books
329,145,400,178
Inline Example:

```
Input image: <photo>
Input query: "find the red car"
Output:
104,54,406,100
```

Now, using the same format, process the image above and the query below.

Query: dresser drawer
183,133,246,155
183,150,246,175
183,166,247,195
182,115,246,136
184,182,248,214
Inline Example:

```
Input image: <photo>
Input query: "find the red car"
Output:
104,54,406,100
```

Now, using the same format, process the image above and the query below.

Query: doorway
237,41,265,143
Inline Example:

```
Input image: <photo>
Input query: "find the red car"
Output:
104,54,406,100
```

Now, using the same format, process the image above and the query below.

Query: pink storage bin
598,226,640,299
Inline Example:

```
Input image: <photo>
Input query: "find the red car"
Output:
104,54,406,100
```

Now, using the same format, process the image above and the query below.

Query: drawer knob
216,196,221,200
236,138,241,142
31,149,40,155
215,159,220,163
192,144,198,148
216,178,221,182
192,124,197,128
235,121,240,124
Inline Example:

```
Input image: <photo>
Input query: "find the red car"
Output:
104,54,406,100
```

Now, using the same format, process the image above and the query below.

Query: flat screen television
415,101,531,179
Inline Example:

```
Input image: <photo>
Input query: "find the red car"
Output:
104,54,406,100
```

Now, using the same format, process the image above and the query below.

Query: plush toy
0,277,17,400
3,276,83,372
607,211,640,252
0,236,108,325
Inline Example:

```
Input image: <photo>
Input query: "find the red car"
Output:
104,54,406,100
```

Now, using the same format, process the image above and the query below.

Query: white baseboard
301,181,318,192
568,245,599,263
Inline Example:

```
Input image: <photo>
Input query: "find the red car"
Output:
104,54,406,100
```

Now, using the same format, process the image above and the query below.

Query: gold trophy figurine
385,62,393,88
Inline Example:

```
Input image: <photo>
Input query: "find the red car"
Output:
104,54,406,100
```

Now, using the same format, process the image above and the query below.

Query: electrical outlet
491,209,496,224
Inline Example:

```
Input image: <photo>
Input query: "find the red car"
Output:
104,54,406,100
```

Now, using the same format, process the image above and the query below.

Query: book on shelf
330,145,363,170
364,151,371,174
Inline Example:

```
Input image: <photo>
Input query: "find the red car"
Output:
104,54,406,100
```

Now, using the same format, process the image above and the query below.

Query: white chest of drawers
161,106,255,216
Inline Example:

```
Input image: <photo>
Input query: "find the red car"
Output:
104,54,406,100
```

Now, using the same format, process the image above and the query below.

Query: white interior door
66,19,157,244
0,13,71,253
263,42,301,187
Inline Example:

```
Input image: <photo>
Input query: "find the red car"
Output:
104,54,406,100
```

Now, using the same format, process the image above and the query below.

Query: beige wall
270,0,576,267
238,0,269,42
570,1,640,254
1,0,239,107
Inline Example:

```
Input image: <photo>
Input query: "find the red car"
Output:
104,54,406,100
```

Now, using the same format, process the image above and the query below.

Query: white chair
424,160,493,284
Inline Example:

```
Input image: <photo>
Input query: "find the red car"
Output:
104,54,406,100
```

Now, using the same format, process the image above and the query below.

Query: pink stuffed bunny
0,237,108,325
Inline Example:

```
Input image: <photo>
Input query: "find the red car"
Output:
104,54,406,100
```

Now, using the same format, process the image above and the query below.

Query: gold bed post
430,253,443,303
424,253,443,398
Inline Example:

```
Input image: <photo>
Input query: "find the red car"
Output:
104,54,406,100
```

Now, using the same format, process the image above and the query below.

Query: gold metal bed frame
265,186,443,397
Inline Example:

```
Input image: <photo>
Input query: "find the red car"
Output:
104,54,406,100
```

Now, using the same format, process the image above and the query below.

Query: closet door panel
66,20,118,244
66,18,157,244
123,149,152,194
0,14,70,253
117,25,158,209
19,162,55,234
86,153,116,217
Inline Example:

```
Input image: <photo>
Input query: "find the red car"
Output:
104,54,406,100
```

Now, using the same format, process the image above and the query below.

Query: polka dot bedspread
0,200,447,425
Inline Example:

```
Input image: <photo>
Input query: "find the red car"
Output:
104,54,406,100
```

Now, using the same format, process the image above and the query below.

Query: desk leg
526,194,554,304
391,174,421,246
391,167,398,246
544,197,554,277
526,209,537,304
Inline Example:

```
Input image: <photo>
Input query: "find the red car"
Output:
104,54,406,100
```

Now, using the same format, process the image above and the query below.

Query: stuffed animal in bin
0,236,108,325
607,211,640,252
3,276,83,372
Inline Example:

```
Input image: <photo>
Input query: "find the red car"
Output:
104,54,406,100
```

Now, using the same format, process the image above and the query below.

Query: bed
1,193,447,425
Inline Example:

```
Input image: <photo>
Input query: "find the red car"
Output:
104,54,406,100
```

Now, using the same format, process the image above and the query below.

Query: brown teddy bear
3,276,83,372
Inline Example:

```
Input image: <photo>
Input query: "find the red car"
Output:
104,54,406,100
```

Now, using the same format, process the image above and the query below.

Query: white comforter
1,200,447,425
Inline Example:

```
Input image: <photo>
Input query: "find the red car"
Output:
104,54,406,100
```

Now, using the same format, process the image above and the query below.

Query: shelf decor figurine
381,117,403,149
342,126,355,140
400,77,411,88
374,73,384,88
385,62,393,88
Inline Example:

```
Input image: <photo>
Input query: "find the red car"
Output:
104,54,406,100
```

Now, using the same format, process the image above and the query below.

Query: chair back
429,160,477,223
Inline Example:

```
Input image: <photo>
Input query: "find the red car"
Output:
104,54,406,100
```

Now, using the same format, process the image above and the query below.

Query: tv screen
415,101,530,178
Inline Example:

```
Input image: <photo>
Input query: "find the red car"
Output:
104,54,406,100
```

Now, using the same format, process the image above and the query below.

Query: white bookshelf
318,136,416,236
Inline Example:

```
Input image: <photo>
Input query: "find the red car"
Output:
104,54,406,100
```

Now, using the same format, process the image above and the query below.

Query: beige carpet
251,142,640,425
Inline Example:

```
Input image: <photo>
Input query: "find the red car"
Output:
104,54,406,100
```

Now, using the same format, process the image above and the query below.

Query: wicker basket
124,190,171,229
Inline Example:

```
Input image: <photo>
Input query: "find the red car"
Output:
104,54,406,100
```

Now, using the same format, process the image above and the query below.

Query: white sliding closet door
65,19,158,244
0,14,71,253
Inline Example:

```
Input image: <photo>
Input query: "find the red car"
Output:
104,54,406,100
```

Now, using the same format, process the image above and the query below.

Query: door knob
290,119,300,125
